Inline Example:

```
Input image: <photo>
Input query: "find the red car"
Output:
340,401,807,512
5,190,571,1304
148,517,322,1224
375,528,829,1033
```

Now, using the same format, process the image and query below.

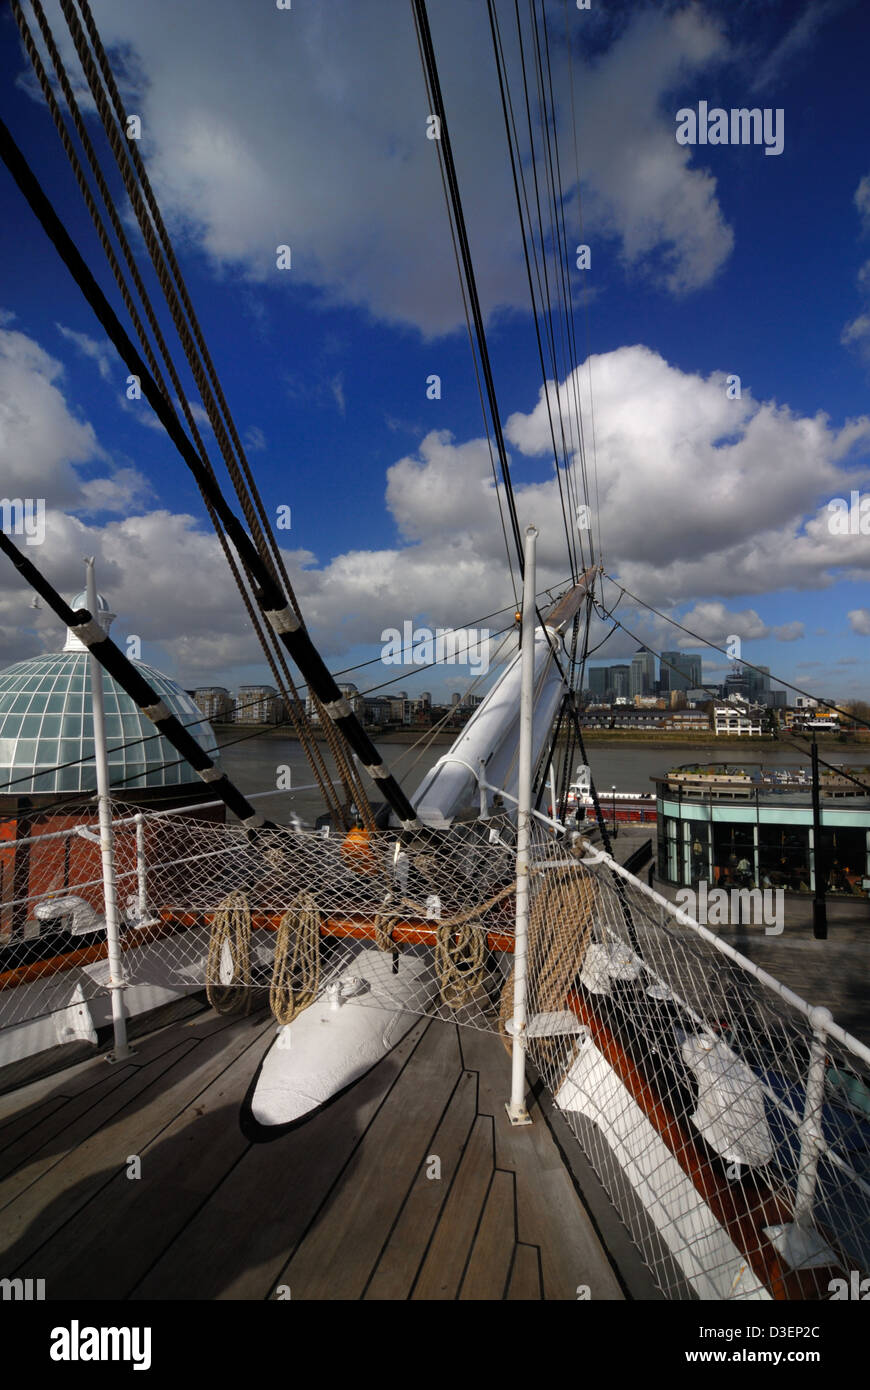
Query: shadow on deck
0,1004,644,1300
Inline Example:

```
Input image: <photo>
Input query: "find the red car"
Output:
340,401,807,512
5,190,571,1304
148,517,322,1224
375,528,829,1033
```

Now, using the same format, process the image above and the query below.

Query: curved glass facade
0,653,219,795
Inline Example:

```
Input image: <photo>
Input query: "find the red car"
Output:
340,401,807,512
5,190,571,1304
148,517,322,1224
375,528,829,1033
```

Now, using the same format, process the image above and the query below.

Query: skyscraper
661,651,702,692
610,665,630,699
588,666,610,698
630,648,656,697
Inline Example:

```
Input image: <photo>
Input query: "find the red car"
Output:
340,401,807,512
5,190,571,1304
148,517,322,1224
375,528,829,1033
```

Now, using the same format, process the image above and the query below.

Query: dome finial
63,556,115,652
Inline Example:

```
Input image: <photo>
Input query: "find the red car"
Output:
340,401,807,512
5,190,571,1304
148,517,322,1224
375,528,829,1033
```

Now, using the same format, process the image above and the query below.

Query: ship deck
0,1001,649,1300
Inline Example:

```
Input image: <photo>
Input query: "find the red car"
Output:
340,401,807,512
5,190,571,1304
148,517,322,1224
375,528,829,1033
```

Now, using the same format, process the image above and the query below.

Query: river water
216,733,864,826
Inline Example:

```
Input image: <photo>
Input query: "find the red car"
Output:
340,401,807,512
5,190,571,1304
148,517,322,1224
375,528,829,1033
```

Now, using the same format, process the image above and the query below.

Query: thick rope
270,892,322,1026
499,866,596,1056
206,889,253,1015
435,918,487,1009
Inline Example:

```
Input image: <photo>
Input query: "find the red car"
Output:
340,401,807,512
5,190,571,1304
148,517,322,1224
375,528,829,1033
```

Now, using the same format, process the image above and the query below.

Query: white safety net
1,802,868,1302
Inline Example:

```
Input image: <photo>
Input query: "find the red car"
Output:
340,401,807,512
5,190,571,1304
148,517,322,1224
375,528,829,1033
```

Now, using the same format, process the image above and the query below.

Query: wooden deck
0,1003,628,1300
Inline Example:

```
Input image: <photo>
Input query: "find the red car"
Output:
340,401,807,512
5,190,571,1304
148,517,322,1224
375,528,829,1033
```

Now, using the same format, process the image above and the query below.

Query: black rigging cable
0,113,421,828
410,0,525,577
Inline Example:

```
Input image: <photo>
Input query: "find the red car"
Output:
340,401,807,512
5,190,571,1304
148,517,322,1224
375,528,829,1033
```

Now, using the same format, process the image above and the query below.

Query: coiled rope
270,892,322,1026
206,890,254,1015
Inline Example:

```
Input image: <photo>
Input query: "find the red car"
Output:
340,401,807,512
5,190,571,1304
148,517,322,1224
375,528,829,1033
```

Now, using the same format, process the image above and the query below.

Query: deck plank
506,1243,543,1300
459,1167,517,1300
0,1021,208,1175
0,1095,70,1143
364,1066,478,1300
0,1014,273,1278
458,1027,624,1301
0,998,241,1124
0,1040,199,1213
131,1018,430,1301
411,1114,494,1300
267,1020,463,1301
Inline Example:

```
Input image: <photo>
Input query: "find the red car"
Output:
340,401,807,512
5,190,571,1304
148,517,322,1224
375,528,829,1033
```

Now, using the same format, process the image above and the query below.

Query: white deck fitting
250,948,437,1127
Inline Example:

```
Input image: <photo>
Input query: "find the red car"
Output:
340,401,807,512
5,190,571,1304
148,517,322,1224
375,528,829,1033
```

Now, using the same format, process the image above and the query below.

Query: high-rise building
610,665,630,699
587,666,610,698
745,664,771,702
630,648,656,697
661,651,703,692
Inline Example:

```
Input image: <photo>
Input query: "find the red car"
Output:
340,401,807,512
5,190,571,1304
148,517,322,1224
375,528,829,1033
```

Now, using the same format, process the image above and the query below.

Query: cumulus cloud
16,0,737,335
505,344,870,605
848,608,870,636
0,326,150,513
3,320,870,695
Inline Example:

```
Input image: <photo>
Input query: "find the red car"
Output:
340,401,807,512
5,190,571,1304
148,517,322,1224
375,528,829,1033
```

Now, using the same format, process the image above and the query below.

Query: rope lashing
435,918,487,1008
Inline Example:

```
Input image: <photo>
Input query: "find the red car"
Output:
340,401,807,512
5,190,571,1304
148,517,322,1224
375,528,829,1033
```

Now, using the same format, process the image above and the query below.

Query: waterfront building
655,764,870,898
193,687,234,722
713,702,763,736
235,685,282,724
610,665,630,700
587,666,610,699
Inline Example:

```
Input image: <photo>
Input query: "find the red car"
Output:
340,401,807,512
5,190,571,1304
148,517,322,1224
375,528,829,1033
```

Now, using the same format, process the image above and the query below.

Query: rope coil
206,890,253,1015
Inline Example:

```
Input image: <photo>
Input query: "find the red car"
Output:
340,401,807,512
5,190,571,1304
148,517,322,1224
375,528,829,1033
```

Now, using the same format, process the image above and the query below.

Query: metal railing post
85,558,132,1061
506,524,537,1127
135,812,148,921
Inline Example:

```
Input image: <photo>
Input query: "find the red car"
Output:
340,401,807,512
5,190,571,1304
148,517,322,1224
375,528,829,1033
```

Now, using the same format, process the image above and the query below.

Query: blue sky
1,0,869,704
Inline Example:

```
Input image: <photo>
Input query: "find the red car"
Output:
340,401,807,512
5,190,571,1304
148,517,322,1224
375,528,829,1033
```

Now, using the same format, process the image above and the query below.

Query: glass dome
0,651,220,796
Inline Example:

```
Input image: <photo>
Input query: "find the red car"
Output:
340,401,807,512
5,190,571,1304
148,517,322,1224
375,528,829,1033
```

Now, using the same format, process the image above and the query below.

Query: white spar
409,571,597,828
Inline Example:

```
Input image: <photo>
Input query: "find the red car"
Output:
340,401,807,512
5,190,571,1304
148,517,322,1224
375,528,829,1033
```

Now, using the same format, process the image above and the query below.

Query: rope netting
1,803,868,1301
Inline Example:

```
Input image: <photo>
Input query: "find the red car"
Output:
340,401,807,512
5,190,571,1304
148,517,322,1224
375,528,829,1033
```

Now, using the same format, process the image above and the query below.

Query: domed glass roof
0,651,219,795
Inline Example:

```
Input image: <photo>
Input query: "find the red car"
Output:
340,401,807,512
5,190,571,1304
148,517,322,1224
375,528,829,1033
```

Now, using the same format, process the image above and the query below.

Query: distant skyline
1,1,869,704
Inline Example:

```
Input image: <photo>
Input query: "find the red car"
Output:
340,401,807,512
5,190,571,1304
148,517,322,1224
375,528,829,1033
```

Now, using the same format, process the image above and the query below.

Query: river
215,733,865,825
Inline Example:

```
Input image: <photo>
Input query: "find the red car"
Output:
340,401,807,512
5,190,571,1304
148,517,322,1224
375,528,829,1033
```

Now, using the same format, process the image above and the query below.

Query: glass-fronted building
0,592,219,797
655,765,870,899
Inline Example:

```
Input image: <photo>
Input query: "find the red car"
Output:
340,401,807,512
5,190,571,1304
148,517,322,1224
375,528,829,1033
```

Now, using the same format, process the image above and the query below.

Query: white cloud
56,324,119,383
4,322,870,695
243,425,267,453
848,608,870,636
842,175,870,360
0,328,105,504
18,1,737,336
773,621,805,642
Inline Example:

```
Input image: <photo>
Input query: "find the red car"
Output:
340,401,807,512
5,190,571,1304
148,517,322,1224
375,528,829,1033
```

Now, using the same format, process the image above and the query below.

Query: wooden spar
567,990,845,1300
0,908,516,992
157,909,515,953
542,566,599,633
